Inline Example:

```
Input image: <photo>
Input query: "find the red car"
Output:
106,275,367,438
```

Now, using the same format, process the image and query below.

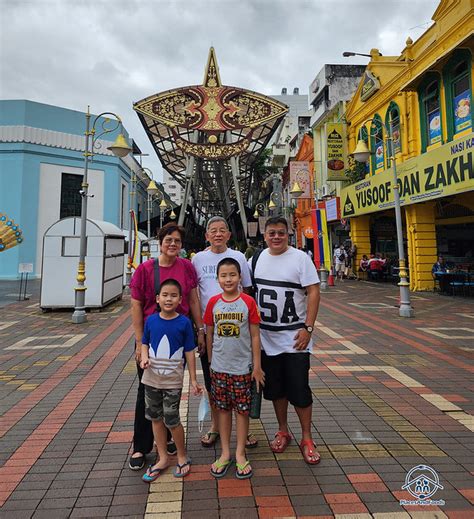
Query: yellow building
341,0,474,291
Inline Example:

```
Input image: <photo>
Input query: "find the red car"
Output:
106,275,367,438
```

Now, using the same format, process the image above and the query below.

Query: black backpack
249,248,263,299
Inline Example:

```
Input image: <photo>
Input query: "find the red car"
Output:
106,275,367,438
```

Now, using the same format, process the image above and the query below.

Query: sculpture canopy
134,48,288,224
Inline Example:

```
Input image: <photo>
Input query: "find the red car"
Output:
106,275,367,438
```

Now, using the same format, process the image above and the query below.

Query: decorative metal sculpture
133,48,288,240
134,49,287,160
0,213,23,252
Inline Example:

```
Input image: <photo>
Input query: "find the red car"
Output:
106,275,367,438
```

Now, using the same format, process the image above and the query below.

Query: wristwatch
304,324,314,333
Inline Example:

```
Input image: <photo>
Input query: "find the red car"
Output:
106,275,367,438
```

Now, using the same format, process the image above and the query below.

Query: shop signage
303,227,314,239
290,161,311,198
325,197,340,221
341,132,474,218
360,70,380,102
326,123,347,181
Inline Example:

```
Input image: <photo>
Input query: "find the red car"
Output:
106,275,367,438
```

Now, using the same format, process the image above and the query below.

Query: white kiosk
40,217,125,310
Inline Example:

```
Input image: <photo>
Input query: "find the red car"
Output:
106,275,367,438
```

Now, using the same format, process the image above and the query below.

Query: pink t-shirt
130,257,198,321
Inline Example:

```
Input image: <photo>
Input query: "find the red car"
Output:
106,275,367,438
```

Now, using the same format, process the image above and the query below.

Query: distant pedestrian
333,244,345,281
140,279,203,482
249,216,321,465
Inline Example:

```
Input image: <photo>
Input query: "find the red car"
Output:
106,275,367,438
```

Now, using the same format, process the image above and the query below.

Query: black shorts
261,351,313,408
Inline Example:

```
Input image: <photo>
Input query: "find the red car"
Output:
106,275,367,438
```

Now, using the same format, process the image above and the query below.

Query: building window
443,50,472,140
418,73,442,151
370,115,384,173
386,102,401,154
60,173,82,219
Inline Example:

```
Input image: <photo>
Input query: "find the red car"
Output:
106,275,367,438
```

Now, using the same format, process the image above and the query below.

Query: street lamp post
253,202,266,219
352,117,414,318
268,191,282,212
146,178,167,238
72,107,132,324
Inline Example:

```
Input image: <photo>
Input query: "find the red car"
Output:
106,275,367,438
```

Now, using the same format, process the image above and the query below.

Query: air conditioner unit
321,184,329,197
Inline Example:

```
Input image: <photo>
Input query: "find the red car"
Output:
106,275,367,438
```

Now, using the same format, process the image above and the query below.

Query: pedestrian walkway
0,281,473,518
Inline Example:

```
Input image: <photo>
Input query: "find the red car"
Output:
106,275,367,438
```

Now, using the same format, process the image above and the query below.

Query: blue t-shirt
142,314,195,389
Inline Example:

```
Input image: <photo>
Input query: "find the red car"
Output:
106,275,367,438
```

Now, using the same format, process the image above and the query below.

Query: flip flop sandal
245,433,258,449
210,458,233,479
299,439,321,465
173,458,192,478
201,431,220,448
270,431,292,453
235,460,253,479
142,464,166,483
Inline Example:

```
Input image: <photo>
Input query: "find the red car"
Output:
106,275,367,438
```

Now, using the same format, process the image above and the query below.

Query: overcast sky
1,0,439,180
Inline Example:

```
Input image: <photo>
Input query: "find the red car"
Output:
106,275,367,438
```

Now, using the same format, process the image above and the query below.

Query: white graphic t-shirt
249,247,319,356
192,248,252,315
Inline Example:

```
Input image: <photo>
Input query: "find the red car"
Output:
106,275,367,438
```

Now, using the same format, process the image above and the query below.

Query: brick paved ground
0,281,473,518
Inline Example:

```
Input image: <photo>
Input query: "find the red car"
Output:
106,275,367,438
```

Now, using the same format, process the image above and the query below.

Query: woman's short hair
157,222,185,244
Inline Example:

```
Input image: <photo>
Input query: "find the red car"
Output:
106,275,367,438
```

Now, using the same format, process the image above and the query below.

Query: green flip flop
210,458,232,478
201,431,220,448
235,460,253,479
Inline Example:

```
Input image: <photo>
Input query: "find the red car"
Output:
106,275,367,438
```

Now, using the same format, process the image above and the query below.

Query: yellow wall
406,202,437,291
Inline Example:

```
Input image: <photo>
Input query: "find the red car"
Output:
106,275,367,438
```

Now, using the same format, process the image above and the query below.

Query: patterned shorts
144,385,182,428
210,370,251,415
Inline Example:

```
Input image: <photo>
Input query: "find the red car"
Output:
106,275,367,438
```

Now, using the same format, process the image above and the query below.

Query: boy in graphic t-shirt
140,279,203,483
203,258,265,479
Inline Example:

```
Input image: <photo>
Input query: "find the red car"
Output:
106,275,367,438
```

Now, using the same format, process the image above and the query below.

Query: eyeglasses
162,238,182,245
266,230,288,237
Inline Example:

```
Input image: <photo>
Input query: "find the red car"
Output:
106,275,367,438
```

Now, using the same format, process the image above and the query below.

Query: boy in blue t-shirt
140,279,202,482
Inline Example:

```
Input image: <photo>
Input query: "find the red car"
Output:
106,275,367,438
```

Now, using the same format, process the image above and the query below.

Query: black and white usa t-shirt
250,247,319,356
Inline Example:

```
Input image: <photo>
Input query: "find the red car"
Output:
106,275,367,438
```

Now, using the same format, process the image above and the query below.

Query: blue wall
0,100,133,279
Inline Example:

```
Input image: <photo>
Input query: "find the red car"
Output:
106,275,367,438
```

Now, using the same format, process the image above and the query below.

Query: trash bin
40,217,125,310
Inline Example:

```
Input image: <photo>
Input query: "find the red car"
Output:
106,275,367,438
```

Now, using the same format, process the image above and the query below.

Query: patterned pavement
0,281,473,518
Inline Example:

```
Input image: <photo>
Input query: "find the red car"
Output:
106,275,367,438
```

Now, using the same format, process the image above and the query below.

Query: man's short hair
217,257,241,275
158,278,182,296
265,216,288,231
206,216,229,231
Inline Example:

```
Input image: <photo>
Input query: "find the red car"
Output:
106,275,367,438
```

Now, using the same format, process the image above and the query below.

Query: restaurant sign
326,122,347,181
341,132,474,218
360,70,380,102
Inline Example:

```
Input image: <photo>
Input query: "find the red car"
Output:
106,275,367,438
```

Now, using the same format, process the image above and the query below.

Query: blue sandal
142,464,166,483
210,458,233,478
173,458,192,478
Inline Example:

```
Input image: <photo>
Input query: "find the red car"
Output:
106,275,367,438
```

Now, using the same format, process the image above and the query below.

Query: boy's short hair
217,257,241,276
158,278,182,296
265,216,288,230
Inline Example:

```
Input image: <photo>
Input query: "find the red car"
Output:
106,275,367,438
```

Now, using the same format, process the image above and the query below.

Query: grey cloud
1,0,439,179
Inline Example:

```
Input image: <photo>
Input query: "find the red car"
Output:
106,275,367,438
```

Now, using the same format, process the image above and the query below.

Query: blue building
0,100,151,280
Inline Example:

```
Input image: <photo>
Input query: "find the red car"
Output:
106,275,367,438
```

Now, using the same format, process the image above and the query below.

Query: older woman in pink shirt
128,222,205,470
